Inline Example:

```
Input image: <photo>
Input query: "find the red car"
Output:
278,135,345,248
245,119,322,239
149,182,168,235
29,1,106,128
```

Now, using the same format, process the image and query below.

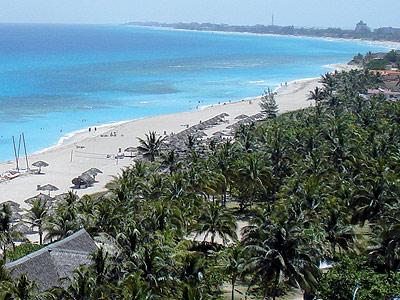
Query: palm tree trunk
39,228,43,245
231,278,235,300
272,273,279,300
2,245,6,261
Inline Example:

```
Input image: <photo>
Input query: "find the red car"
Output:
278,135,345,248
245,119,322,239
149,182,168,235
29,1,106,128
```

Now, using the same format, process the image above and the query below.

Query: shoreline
18,78,316,162
0,62,358,211
130,25,400,50
0,74,323,208
3,63,352,164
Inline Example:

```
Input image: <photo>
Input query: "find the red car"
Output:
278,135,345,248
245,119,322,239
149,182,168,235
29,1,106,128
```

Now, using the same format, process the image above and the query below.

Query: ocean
0,24,387,161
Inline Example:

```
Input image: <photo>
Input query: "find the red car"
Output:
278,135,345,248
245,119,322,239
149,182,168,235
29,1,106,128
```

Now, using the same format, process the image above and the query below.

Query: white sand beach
0,75,323,209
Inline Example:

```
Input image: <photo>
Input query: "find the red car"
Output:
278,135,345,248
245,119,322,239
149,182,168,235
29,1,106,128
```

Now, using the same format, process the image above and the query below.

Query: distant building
374,27,400,35
5,229,97,291
355,21,371,34
367,88,400,100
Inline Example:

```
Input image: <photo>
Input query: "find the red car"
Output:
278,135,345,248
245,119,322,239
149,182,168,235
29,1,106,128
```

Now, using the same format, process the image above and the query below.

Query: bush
317,255,400,300
7,243,43,262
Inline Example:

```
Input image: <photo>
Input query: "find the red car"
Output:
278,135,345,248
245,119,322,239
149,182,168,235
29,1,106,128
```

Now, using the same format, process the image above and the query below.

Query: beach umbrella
124,147,136,157
83,168,103,180
39,184,59,196
195,132,207,138
213,131,226,136
32,161,49,174
79,173,95,185
25,193,54,205
235,114,248,120
53,193,72,203
13,223,35,235
87,167,103,174
72,177,86,189
2,200,21,211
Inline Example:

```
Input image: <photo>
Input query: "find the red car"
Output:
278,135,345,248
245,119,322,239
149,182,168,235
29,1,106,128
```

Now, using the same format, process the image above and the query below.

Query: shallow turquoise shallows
0,24,387,161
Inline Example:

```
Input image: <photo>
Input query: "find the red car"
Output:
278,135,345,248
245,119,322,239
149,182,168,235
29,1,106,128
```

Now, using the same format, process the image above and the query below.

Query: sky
0,0,399,29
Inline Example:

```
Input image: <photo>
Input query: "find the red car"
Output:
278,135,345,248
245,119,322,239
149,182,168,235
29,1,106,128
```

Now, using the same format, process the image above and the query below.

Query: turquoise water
0,24,387,161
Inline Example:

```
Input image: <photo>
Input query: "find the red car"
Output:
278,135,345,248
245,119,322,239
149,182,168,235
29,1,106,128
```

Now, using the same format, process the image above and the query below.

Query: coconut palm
161,150,181,174
0,204,24,261
193,202,237,245
219,245,244,300
44,207,79,242
137,131,165,162
260,88,278,119
307,87,325,103
0,274,38,300
24,198,48,245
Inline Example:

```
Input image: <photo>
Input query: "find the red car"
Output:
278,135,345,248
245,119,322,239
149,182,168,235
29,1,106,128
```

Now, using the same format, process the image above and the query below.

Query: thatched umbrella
39,184,59,196
32,161,49,174
2,200,21,211
82,168,103,180
124,147,136,158
25,193,54,205
79,173,95,185
13,223,36,235
213,131,226,137
195,132,207,138
235,114,248,120
72,177,86,189
88,167,102,174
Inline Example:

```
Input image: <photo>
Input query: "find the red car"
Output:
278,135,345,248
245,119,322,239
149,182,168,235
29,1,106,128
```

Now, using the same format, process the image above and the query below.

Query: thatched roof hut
5,229,97,291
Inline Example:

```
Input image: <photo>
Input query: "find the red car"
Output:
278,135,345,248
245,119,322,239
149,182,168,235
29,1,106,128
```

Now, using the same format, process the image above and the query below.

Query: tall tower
272,14,274,26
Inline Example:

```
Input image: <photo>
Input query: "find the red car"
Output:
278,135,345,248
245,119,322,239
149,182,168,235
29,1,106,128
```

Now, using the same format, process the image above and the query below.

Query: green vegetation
1,68,399,299
360,50,400,70
318,255,400,299
7,243,43,262
129,22,400,43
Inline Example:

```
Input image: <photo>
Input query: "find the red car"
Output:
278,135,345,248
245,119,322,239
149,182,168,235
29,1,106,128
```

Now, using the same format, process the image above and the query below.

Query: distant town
127,20,400,43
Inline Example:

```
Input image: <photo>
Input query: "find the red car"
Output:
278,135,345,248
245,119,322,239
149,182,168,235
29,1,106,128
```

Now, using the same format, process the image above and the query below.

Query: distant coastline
127,22,400,49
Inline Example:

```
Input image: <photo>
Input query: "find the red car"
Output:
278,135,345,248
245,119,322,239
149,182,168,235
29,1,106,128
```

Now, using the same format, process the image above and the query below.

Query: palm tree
320,72,336,92
118,273,151,300
24,198,48,245
244,245,286,300
323,210,355,256
219,245,244,300
243,219,323,300
260,88,278,119
236,153,271,209
44,207,79,242
137,131,165,162
0,274,38,300
161,150,181,174
64,268,94,300
307,87,325,103
193,202,237,245
0,204,24,261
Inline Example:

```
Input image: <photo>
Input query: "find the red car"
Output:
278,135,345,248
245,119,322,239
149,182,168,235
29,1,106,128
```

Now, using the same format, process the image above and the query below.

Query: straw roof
124,147,136,153
235,114,249,120
6,229,97,291
25,193,54,205
32,161,49,168
2,200,21,210
79,173,95,184
87,168,103,175
39,184,59,192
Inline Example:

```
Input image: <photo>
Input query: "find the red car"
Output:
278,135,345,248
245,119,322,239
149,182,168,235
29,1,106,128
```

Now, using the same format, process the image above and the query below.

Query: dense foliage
354,50,400,70
1,68,399,299
6,243,43,262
